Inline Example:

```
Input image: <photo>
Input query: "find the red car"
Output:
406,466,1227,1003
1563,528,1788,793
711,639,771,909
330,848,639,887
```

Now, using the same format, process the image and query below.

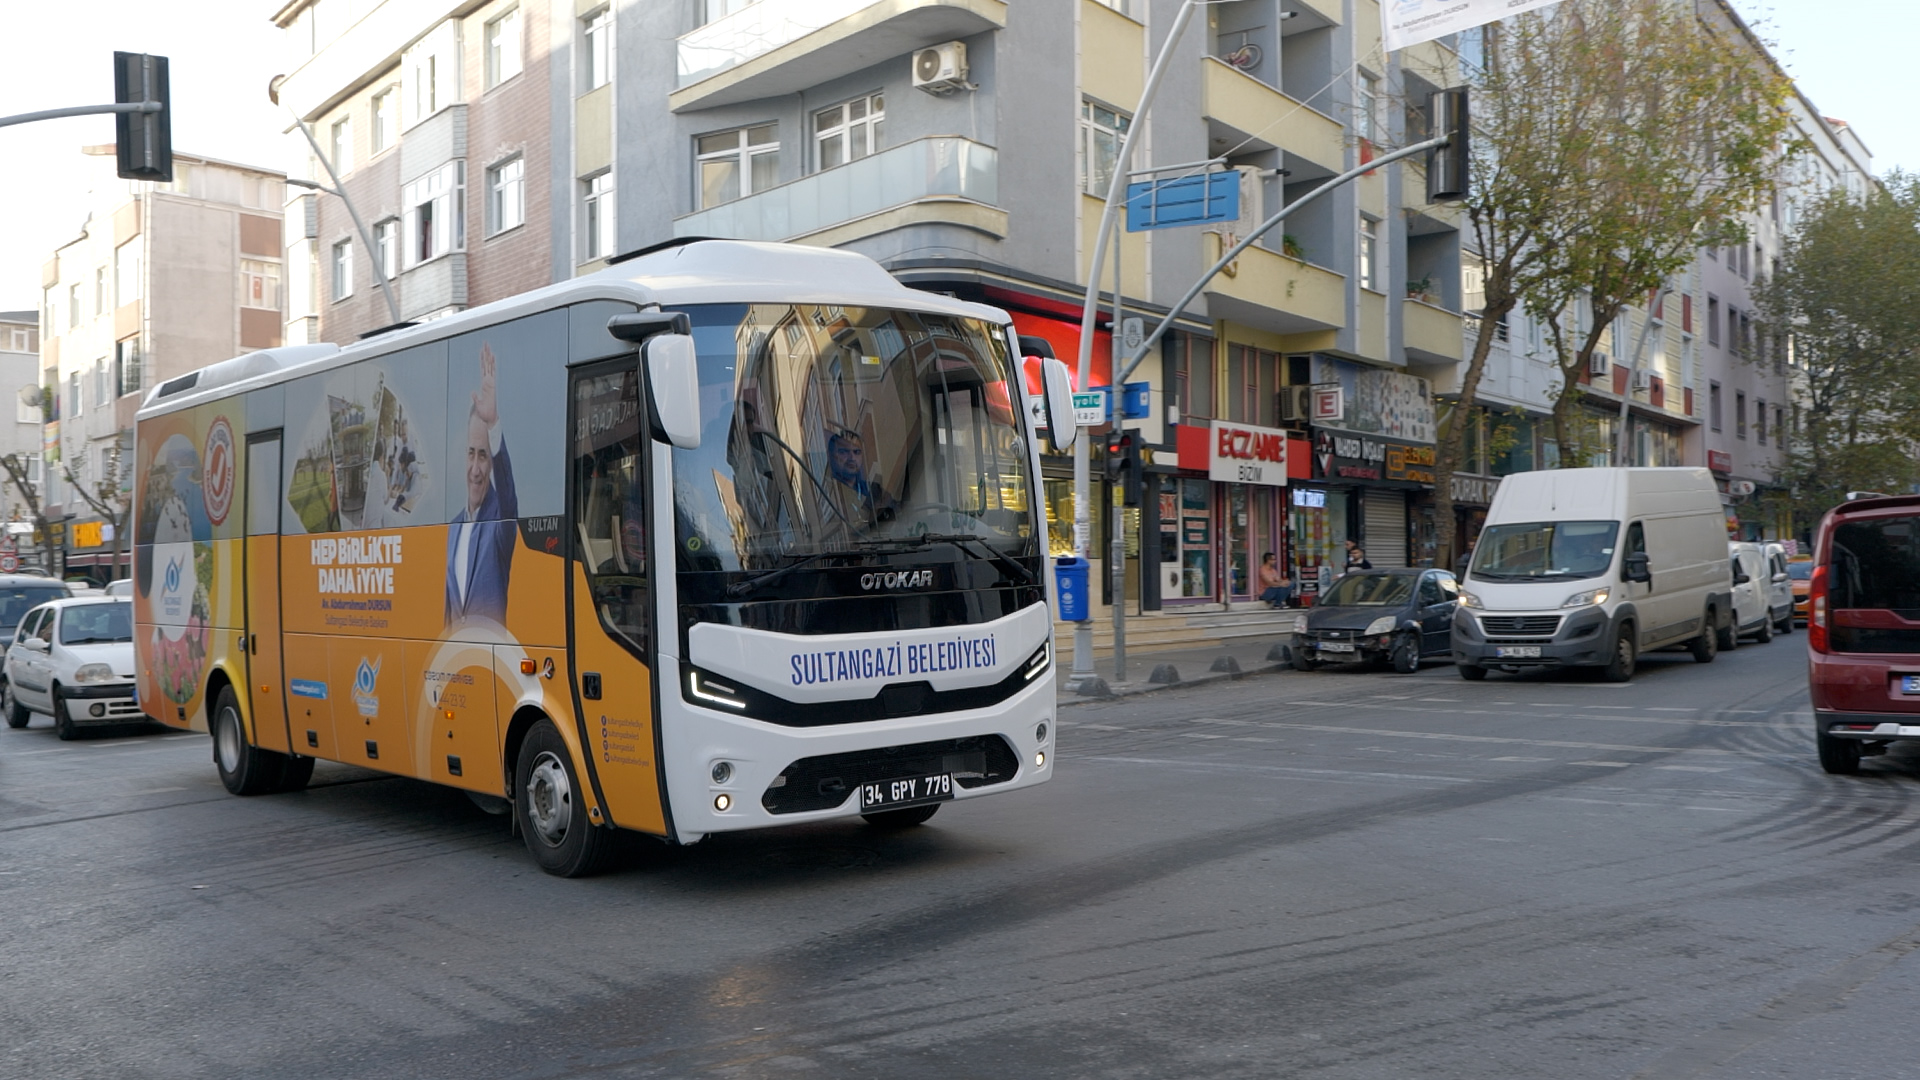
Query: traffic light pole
0,101,158,129
1111,219,1128,683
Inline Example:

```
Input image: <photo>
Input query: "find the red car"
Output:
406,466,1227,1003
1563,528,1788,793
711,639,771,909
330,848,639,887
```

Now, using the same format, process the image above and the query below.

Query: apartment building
611,0,1465,607
271,0,559,343
38,149,286,581
0,312,45,557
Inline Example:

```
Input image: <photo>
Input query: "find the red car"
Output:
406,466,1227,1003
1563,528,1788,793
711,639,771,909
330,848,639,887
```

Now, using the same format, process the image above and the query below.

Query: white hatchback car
3,597,139,739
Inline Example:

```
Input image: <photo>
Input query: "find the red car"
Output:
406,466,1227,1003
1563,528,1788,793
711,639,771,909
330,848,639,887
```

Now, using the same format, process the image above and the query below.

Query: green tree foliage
1752,175,1920,527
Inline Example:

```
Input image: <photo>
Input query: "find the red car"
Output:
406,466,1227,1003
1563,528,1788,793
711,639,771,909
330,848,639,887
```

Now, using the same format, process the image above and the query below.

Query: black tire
1756,615,1774,643
278,755,316,793
1601,626,1637,683
1716,611,1738,652
514,719,615,878
1817,728,1863,775
3,683,27,729
862,803,941,828
1777,611,1794,635
1290,645,1321,672
211,686,286,795
1391,633,1421,674
1458,663,1488,681
53,689,78,741
1689,611,1718,664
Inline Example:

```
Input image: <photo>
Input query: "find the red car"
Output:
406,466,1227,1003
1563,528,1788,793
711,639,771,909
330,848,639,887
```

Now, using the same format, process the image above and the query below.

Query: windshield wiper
913,533,1039,586
64,636,130,645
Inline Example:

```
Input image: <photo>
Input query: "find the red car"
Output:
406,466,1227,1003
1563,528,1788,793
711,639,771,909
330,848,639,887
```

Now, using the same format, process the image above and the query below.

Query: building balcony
1403,298,1462,364
1203,234,1346,335
673,0,1007,113
1201,56,1344,174
674,136,1001,245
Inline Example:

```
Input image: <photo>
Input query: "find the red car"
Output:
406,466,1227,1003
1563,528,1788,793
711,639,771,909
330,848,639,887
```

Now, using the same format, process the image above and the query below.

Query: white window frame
16,393,38,425
331,239,354,301
1358,216,1380,291
699,0,754,24
403,21,461,129
68,284,80,329
814,93,884,170
581,171,615,262
696,125,779,209
487,156,525,236
93,359,109,411
1079,100,1130,197
330,115,353,174
94,267,106,318
114,337,141,398
402,161,466,268
485,6,522,90
240,260,282,310
373,218,399,281
1357,73,1380,143
582,8,612,92
370,86,396,155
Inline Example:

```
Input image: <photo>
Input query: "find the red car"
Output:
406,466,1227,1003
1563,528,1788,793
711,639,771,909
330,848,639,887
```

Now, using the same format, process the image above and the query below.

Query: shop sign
1073,391,1108,425
1450,474,1500,506
1207,421,1289,486
1291,488,1327,508
1312,430,1436,484
1309,355,1435,442
1708,449,1733,474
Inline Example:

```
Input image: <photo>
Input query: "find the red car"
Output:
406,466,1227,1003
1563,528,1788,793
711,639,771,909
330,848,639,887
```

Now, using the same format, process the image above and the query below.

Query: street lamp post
268,76,402,327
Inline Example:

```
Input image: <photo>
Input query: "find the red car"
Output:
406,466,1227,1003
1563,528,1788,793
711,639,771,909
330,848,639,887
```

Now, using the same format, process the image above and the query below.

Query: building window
1357,73,1380,143
330,115,353,174
487,156,524,235
1775,406,1786,452
331,239,354,300
371,87,396,155
582,8,612,91
1756,399,1768,445
114,338,141,398
402,161,465,266
16,392,38,425
94,267,107,317
241,260,282,310
581,172,614,261
815,94,884,170
1735,390,1747,439
1359,216,1379,291
1727,306,1741,355
373,218,398,281
1171,334,1214,421
92,359,107,409
68,371,81,418
403,21,461,127
114,241,140,306
1709,381,1722,432
699,0,754,23
485,7,522,90
1079,100,1130,196
68,284,80,329
697,125,778,209
1706,295,1719,346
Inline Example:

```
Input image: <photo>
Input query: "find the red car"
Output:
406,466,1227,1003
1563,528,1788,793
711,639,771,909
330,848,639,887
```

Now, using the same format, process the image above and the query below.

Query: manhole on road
760,845,881,870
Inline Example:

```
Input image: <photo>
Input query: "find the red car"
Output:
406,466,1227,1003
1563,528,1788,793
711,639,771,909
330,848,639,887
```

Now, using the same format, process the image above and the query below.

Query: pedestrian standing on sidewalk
1345,541,1372,571
1257,551,1293,608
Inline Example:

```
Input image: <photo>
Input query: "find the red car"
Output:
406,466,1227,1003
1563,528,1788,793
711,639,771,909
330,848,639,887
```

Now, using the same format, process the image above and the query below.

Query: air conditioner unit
1278,386,1312,422
1588,350,1611,377
1630,368,1652,391
912,42,969,94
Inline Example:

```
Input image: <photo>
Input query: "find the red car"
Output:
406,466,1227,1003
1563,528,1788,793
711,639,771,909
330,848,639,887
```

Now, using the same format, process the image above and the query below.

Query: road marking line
1590,706,1633,710
1647,708,1698,712
1079,755,1476,784
1491,756,1552,762
1654,765,1727,773
1574,761,1635,767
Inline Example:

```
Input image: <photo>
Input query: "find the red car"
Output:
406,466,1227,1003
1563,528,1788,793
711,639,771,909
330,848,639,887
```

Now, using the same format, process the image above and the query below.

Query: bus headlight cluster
688,670,746,710
711,760,733,784
1023,643,1051,681
713,793,732,812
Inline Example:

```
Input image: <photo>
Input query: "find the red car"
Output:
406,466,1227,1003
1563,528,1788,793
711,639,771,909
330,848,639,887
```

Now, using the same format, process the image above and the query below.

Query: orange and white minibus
134,240,1074,876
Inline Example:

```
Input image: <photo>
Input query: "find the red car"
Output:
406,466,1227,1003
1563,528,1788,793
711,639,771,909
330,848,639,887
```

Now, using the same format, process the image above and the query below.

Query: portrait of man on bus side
445,343,517,626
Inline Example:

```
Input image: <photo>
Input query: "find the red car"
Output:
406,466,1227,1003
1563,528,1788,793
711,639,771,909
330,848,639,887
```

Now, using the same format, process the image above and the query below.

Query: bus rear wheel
515,720,614,878
211,686,287,795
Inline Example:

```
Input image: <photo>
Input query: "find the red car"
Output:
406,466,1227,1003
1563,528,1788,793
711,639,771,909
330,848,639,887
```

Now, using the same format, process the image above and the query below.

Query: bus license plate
860,773,954,812
1497,646,1542,658
1318,642,1355,653
1902,676,1920,695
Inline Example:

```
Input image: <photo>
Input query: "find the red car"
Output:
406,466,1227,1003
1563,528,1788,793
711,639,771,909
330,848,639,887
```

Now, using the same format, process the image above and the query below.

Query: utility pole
268,76,403,327
1613,285,1671,467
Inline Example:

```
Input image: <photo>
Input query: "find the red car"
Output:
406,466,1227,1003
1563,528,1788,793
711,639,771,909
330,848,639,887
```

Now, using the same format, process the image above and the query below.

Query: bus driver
446,344,518,626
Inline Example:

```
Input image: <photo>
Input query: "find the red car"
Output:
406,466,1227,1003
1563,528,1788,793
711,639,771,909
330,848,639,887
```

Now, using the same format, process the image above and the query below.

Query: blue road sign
1125,171,1240,232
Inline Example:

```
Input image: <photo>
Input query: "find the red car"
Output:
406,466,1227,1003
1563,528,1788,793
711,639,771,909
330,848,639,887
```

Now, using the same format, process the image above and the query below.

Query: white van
1729,541,1791,643
1453,467,1734,681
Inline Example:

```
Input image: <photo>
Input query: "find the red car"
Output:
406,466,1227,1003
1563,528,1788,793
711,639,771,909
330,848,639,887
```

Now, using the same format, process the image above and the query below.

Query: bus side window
572,367,648,657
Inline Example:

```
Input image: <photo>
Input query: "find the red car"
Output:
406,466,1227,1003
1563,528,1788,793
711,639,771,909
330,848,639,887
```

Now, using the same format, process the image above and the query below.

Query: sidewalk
1053,634,1294,708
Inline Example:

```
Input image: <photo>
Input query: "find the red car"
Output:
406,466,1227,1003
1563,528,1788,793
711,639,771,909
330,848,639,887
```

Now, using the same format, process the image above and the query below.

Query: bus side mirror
1623,552,1651,583
645,334,702,450
1040,357,1078,454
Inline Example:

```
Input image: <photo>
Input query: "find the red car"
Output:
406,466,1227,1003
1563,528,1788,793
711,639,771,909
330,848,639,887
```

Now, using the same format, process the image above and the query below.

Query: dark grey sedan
1290,568,1461,674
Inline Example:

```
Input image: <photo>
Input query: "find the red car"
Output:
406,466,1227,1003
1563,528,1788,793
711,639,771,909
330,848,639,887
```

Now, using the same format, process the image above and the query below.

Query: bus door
564,359,667,835
243,432,293,755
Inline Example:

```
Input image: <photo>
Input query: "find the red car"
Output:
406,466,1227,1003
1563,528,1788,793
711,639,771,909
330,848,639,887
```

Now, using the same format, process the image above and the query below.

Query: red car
1809,494,1920,773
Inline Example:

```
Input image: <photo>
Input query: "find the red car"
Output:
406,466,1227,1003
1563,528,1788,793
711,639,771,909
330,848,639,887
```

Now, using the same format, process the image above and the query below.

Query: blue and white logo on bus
352,657,381,717
153,542,194,629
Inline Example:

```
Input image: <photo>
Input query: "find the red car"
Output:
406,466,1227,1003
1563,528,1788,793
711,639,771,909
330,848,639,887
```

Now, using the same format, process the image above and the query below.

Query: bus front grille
760,735,1019,815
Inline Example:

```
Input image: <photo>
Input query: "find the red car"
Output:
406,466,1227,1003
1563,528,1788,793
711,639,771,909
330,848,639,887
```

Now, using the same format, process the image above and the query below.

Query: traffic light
1426,87,1468,203
114,51,172,182
1106,430,1143,508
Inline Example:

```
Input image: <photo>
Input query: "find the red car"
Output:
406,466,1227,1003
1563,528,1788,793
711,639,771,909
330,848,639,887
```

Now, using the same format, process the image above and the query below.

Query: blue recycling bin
1054,556,1090,622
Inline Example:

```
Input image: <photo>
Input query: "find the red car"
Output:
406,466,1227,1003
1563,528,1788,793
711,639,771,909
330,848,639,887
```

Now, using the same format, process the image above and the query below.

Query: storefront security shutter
1362,492,1408,568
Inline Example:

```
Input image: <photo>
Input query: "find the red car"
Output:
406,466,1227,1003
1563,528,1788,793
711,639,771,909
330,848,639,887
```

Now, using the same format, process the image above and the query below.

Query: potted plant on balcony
1281,234,1306,261
1406,276,1439,304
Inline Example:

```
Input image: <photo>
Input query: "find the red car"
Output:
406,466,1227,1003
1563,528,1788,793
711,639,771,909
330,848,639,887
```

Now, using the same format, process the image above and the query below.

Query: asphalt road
7,631,1920,1080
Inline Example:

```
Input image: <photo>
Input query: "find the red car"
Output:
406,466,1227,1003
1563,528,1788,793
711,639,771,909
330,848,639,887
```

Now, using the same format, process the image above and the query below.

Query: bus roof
137,239,1014,421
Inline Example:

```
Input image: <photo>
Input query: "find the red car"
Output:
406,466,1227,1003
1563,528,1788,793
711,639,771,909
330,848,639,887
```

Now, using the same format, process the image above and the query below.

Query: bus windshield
673,304,1035,580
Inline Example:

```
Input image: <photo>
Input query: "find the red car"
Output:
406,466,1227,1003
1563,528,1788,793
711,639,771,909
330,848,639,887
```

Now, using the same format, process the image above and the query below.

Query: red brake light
1808,563,1829,653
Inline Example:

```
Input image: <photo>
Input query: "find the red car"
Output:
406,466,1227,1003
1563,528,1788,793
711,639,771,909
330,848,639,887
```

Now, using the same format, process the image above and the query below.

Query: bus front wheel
514,720,615,877
211,686,286,796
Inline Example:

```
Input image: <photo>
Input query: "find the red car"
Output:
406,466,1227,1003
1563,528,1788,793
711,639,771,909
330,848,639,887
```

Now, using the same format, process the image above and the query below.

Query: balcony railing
679,0,887,88
674,137,997,243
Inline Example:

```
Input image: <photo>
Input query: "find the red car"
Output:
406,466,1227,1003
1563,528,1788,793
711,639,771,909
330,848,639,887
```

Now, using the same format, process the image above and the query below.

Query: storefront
1165,420,1305,606
1309,428,1435,570
1440,472,1501,574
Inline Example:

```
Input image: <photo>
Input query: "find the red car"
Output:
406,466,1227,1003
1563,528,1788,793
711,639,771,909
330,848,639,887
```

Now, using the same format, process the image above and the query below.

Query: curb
1057,660,1289,707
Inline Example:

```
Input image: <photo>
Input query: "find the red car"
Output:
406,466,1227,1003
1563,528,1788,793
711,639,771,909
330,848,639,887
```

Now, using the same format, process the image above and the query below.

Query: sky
0,0,1912,311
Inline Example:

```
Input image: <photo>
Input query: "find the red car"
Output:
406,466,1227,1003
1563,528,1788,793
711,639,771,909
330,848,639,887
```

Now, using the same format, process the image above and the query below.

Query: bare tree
0,453,52,573
60,433,132,583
